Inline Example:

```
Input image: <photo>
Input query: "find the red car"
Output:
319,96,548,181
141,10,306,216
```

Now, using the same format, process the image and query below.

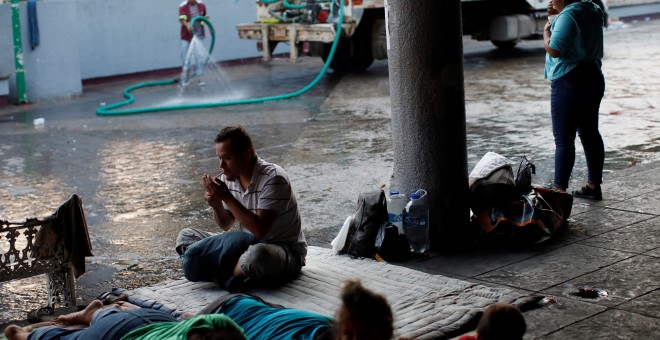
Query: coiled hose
96,2,343,116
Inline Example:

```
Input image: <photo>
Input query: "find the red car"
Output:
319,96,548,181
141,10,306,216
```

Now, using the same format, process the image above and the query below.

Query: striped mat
115,246,537,339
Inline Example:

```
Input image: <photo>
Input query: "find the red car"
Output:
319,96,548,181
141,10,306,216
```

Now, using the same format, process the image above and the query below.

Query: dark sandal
27,306,54,323
572,185,602,200
96,292,128,305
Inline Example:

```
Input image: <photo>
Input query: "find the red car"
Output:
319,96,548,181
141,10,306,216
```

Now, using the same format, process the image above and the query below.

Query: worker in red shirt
179,0,208,85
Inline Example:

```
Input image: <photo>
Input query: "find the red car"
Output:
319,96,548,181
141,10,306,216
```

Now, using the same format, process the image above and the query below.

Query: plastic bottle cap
389,190,400,195
410,193,421,199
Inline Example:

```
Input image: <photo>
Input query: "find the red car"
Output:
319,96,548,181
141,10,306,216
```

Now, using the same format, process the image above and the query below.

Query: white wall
76,0,262,79
609,0,660,6
0,0,82,101
0,0,263,102
1,0,658,102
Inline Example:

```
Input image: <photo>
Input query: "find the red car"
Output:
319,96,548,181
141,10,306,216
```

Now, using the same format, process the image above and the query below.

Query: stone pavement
416,160,660,339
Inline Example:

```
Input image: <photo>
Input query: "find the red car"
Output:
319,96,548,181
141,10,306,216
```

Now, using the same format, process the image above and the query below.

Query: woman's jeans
551,62,605,189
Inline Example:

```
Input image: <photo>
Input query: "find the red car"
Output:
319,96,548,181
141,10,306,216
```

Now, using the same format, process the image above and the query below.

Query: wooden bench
1,194,91,319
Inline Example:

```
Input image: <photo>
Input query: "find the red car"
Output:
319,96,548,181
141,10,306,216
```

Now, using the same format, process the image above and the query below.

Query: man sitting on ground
176,125,307,291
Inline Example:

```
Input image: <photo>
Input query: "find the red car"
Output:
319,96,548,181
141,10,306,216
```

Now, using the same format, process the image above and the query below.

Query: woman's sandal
572,185,602,200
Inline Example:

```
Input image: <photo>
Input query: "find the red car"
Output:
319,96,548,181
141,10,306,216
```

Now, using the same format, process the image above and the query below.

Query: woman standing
544,0,606,200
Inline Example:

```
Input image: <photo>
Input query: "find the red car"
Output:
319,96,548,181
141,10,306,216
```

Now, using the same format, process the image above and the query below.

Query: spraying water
169,36,245,105
96,5,346,116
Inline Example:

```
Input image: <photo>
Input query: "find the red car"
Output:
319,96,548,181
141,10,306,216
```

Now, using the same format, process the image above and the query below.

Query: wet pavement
1,15,659,338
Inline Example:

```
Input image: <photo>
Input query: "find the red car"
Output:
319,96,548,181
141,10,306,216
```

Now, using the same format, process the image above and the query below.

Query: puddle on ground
570,287,609,299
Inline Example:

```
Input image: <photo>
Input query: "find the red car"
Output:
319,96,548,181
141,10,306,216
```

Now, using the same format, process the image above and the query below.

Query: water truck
236,0,556,71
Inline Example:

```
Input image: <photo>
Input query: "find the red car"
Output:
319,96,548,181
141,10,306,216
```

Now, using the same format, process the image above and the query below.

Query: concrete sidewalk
410,160,660,338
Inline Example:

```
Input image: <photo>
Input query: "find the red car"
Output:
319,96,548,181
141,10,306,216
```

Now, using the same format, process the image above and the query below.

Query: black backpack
470,155,536,213
341,190,389,258
375,224,411,262
515,156,536,195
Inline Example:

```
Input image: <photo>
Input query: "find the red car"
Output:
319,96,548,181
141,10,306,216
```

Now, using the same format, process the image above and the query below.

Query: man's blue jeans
179,229,307,287
28,308,176,340
181,231,258,283
551,62,605,189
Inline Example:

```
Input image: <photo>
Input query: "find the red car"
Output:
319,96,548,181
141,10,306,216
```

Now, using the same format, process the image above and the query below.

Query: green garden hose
96,2,344,116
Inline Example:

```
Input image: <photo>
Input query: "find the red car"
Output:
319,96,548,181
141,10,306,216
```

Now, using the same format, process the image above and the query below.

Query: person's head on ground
476,303,526,340
214,125,257,181
335,280,393,340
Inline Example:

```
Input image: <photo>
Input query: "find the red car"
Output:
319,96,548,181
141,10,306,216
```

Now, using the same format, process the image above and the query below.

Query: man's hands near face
202,174,231,207
202,172,277,239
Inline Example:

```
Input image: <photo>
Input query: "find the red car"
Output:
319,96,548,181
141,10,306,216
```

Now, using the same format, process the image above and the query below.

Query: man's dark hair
214,125,254,153
477,303,526,340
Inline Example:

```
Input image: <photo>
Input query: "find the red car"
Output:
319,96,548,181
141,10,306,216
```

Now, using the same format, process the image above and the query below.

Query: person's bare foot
114,301,141,311
4,324,30,340
181,312,196,319
56,300,104,325
24,320,63,330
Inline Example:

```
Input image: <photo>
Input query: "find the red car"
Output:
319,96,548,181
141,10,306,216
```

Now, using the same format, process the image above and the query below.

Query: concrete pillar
387,0,469,249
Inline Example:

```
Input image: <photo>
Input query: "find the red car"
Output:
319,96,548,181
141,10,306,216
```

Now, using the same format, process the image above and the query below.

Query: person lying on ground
457,303,526,340
3,300,246,340
199,280,394,340
5,280,389,340
175,125,307,291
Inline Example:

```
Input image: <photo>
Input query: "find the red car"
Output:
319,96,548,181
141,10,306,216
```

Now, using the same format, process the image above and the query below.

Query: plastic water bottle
402,189,429,253
387,190,406,234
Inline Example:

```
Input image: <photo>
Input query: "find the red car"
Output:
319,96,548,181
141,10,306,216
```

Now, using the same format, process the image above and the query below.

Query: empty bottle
402,189,429,253
387,190,406,234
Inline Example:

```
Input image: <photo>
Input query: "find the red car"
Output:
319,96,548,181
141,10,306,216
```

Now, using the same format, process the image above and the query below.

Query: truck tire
268,41,278,55
491,40,517,49
321,9,376,72
321,39,374,72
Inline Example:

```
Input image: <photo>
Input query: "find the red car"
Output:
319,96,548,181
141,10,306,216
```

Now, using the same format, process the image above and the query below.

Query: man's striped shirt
221,157,306,244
